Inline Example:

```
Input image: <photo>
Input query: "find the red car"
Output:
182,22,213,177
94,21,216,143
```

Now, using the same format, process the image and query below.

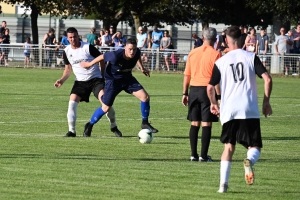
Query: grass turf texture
0,68,299,200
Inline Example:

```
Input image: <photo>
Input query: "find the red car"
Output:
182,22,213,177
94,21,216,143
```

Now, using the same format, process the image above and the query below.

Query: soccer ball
138,129,153,144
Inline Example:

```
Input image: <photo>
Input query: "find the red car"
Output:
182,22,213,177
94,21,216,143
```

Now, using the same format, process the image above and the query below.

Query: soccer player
207,26,273,193
182,27,221,162
54,27,123,137
80,38,158,136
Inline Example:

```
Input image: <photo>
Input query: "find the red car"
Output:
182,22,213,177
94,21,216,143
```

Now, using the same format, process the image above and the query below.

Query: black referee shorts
187,86,218,122
220,119,263,149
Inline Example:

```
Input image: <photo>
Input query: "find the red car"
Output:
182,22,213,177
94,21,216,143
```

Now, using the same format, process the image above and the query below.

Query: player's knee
106,107,115,119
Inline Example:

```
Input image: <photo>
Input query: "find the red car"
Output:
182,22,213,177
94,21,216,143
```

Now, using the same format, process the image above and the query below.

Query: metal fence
1,43,300,75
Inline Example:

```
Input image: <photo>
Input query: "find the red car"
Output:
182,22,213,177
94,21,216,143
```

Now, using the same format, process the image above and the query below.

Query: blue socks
141,101,150,121
90,107,106,125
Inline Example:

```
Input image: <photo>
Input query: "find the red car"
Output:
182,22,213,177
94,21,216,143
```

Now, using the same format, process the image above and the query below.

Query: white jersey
64,42,102,81
215,49,260,125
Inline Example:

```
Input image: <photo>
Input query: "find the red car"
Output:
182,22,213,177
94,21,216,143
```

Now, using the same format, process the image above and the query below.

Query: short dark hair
226,26,241,40
126,38,137,45
66,27,78,34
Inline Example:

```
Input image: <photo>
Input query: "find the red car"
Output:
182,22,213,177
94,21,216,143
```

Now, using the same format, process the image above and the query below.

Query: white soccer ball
138,129,153,144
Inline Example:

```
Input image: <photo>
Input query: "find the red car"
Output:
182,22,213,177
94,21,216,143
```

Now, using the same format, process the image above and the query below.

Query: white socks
220,161,231,185
67,100,78,133
247,148,261,165
106,107,117,129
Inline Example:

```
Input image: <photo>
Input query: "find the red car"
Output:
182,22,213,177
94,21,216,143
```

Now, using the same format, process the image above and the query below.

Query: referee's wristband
183,93,188,96
217,95,221,100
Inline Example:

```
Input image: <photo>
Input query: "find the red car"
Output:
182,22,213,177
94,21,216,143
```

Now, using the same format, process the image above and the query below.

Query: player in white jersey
54,27,123,137
207,26,273,193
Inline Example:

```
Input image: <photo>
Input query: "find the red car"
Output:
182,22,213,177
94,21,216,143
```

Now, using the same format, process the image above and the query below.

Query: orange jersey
184,44,221,86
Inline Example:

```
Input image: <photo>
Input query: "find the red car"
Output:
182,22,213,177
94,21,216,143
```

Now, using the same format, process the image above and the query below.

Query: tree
0,0,70,44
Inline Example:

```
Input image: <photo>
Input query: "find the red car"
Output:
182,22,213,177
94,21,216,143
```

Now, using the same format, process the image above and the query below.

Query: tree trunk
30,5,39,45
201,21,209,30
131,10,141,34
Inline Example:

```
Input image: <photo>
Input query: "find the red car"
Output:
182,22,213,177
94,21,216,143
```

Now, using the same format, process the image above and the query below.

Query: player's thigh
71,81,92,102
101,80,122,106
236,119,262,148
220,120,238,146
90,78,105,100
126,77,147,101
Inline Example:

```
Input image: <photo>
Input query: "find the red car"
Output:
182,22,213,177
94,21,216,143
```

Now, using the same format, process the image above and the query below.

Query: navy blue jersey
104,48,141,80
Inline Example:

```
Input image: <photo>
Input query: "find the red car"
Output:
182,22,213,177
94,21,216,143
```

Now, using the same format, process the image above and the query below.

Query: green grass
0,68,299,200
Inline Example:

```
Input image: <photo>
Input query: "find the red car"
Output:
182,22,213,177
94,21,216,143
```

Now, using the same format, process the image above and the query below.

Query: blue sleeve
104,51,116,63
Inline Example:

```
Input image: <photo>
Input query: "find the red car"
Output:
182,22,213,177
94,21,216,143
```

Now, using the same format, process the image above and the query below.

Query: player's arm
81,45,102,68
254,55,273,117
54,52,72,88
207,65,221,116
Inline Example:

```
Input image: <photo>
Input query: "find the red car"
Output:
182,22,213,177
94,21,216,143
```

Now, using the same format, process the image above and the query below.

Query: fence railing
0,44,299,75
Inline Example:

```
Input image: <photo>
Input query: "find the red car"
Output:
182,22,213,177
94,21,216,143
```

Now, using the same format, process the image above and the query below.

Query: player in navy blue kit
80,38,158,136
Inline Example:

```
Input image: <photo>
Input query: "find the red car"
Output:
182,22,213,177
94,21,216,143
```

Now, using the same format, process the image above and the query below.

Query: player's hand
80,61,91,69
142,68,150,77
262,101,272,117
182,95,188,106
210,104,220,117
54,79,63,88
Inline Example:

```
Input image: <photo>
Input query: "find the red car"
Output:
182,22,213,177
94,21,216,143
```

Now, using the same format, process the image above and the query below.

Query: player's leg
200,86,218,161
132,88,158,133
65,93,81,137
83,80,118,137
218,143,235,193
242,119,262,185
94,82,122,137
218,120,237,193
186,87,201,161
189,121,200,161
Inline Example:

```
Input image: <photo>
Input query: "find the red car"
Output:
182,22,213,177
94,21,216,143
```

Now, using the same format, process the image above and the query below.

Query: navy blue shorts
102,76,144,106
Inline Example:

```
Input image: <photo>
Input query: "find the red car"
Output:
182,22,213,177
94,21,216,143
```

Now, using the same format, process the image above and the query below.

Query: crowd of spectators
1,20,300,74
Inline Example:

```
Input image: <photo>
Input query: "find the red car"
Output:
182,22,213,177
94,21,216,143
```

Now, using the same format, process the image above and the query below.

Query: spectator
151,25,164,70
192,33,203,49
97,29,105,47
23,37,31,68
137,26,148,49
293,23,300,54
61,31,70,46
0,32,2,65
217,28,227,52
101,29,113,49
256,28,269,67
147,30,153,50
0,28,10,66
286,30,295,75
43,28,57,67
245,27,257,53
86,27,98,46
160,30,172,71
108,25,116,47
274,27,289,75
112,31,126,50
0,21,6,34
240,25,248,50
170,50,179,71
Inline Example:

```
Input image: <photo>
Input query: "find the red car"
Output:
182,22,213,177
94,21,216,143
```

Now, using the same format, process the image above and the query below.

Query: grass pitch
0,68,299,200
